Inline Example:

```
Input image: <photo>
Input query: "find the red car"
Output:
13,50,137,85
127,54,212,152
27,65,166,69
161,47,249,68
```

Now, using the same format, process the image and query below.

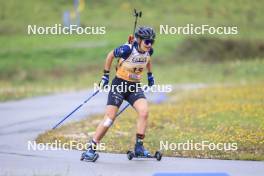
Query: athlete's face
139,39,154,52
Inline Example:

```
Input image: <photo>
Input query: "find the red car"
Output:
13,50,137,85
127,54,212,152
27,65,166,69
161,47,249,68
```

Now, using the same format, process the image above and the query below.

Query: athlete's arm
146,57,152,73
147,47,154,73
104,50,115,71
98,50,114,88
146,58,155,87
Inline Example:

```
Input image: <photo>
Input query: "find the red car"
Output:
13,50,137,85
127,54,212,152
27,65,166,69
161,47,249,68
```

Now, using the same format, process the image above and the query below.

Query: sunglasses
143,39,155,45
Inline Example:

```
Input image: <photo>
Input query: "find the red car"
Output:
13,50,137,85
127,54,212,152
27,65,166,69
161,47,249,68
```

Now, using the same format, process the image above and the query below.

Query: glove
147,72,155,87
99,70,109,88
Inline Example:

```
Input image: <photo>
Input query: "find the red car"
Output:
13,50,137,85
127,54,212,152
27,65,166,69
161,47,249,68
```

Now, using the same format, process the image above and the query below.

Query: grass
1,0,264,38
37,82,264,160
0,30,178,101
1,0,264,101
1,58,264,101
0,31,264,101
1,56,264,101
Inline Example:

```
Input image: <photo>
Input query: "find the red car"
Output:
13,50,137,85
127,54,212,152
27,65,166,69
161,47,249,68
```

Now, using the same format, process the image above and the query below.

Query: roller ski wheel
80,152,99,162
127,150,134,160
126,150,162,161
154,151,162,161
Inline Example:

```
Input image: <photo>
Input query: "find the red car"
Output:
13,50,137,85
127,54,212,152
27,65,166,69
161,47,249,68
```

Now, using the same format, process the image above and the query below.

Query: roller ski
80,141,99,162
127,138,162,161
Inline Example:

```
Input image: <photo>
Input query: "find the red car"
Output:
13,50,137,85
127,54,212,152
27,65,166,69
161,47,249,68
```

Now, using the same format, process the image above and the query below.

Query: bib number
129,73,141,80
133,67,143,74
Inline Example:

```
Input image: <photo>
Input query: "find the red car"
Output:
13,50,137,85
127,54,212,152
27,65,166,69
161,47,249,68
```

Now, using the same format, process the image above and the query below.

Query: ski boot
127,137,162,161
80,140,99,162
134,140,151,157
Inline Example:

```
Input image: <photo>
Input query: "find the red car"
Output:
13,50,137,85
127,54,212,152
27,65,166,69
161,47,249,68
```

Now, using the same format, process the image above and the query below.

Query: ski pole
116,102,130,117
128,9,142,44
132,8,142,35
52,89,100,129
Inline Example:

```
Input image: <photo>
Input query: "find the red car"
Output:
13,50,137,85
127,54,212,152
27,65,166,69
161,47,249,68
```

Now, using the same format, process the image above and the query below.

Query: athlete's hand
99,70,109,88
147,72,155,87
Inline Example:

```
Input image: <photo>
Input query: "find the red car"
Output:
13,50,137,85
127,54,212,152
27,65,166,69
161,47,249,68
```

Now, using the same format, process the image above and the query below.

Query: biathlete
81,26,156,161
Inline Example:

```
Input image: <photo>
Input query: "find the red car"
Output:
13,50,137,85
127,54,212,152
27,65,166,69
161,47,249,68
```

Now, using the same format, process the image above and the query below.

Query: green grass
1,0,264,38
36,82,264,160
154,59,264,84
1,58,264,101
0,30,180,100
1,0,264,101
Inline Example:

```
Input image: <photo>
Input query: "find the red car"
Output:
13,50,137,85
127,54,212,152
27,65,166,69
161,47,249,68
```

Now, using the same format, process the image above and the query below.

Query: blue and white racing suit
107,42,154,107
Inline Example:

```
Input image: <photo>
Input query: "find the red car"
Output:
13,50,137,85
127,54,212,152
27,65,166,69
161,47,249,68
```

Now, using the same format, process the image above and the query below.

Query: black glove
147,72,155,87
99,70,109,88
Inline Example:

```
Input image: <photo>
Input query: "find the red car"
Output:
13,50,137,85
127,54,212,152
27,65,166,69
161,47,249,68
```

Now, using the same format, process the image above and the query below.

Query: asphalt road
0,87,263,176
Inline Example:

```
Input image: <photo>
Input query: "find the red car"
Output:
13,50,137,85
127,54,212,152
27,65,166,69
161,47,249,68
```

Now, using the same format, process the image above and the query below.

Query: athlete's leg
82,105,120,161
133,98,149,135
93,105,119,143
82,77,124,160
93,77,124,143
132,98,150,156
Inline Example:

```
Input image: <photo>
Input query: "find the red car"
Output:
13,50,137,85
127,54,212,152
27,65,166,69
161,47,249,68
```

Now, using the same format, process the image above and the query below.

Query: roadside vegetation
37,82,264,160
1,0,264,100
